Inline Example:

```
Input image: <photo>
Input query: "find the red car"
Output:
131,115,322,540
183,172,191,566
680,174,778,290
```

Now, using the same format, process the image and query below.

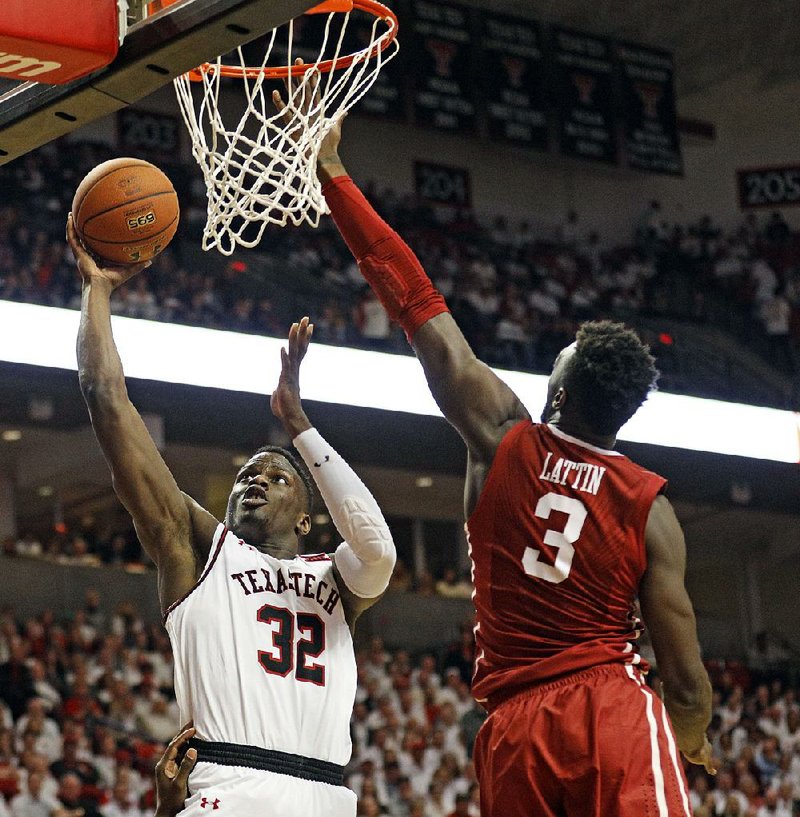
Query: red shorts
473,664,691,817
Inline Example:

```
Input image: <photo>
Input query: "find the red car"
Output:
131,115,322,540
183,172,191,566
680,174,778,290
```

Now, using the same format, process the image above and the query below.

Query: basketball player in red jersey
67,214,396,817
309,116,714,815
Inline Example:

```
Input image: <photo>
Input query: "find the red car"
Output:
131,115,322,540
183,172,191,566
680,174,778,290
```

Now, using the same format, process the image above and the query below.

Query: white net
173,3,398,255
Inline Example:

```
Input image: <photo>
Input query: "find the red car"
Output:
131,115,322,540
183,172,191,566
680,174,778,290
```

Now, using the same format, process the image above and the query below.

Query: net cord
173,8,398,255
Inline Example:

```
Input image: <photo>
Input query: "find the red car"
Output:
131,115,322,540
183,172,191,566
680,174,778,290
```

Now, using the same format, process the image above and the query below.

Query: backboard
0,0,319,165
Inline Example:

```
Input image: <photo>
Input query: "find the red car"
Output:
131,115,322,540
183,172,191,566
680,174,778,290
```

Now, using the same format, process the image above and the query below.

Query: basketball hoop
170,0,399,255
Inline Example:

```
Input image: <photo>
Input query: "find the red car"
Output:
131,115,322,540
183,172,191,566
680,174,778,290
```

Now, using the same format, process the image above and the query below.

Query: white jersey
165,524,357,766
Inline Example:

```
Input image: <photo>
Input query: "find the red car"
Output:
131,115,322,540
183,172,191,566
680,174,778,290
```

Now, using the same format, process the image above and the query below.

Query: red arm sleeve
322,175,449,341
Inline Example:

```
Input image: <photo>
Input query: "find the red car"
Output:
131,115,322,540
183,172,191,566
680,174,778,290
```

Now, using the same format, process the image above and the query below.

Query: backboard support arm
0,0,318,165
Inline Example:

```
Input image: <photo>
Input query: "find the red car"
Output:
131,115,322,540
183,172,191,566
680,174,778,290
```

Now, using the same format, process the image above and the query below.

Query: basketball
71,158,180,266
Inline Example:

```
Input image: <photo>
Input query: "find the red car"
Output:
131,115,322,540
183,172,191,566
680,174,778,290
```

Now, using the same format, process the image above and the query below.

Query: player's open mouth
242,486,268,507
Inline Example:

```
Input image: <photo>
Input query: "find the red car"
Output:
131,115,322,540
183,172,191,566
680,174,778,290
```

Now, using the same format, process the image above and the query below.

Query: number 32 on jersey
257,605,327,686
522,493,588,584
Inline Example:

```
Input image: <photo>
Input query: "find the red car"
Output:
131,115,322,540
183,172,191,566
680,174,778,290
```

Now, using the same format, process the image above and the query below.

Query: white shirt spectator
29,678,61,713
9,772,57,817
759,709,786,739
760,294,791,336
714,253,743,280
495,318,527,344
137,697,180,742
469,256,497,287
398,753,431,797
712,787,749,816
756,793,791,817
125,284,159,321
15,534,42,557
751,258,778,303
432,271,454,299
358,293,391,341
9,791,55,817
570,283,599,311
544,276,568,300
466,287,499,317
102,801,146,817
625,257,657,281
15,711,61,762
528,288,560,317
142,647,173,690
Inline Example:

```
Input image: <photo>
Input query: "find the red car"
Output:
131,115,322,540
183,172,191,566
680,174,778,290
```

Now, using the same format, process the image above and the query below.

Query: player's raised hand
682,735,716,775
271,317,314,439
66,213,150,289
154,723,198,817
271,59,346,167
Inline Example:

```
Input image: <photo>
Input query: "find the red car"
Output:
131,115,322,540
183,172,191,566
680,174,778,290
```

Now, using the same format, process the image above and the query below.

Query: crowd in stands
0,588,484,817
689,661,800,817
1,140,799,407
4,526,474,608
0,582,800,816
3,524,145,570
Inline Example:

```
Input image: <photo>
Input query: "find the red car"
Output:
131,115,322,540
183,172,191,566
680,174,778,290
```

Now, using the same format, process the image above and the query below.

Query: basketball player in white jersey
67,216,396,817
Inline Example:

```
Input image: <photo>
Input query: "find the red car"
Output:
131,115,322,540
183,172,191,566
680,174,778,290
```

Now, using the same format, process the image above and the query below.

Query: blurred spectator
435,569,472,600
442,624,475,687
764,212,791,248
1,137,800,414
446,791,472,817
54,772,102,817
15,533,42,558
9,770,58,817
101,777,145,817
0,638,34,719
354,289,392,351
558,210,581,250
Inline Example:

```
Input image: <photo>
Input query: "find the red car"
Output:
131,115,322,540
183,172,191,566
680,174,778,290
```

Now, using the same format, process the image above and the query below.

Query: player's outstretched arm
315,124,529,463
68,216,218,612
271,318,396,628
639,495,715,773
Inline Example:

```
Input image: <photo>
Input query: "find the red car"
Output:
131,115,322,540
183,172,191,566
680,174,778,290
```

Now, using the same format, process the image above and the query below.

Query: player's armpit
182,492,221,565
412,314,530,461
639,495,712,757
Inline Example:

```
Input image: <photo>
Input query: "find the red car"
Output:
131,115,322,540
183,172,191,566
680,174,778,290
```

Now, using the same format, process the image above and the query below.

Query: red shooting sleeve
322,175,449,341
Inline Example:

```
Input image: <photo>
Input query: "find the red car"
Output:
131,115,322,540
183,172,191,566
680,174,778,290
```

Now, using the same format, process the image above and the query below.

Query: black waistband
188,738,345,787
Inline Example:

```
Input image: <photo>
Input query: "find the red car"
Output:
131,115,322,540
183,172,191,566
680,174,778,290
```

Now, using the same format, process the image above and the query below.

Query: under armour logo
314,455,330,468
200,798,221,810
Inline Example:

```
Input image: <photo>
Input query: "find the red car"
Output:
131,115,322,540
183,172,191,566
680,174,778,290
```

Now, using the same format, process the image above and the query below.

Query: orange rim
183,0,398,82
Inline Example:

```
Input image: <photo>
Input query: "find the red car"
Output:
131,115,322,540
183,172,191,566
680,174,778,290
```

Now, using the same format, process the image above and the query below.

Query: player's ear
552,387,567,411
296,512,311,537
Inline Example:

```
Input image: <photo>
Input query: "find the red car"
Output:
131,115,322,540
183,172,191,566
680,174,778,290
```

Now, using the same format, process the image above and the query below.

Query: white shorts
181,761,357,817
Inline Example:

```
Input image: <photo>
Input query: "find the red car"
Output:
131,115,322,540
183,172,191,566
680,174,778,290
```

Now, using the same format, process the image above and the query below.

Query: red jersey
468,421,666,707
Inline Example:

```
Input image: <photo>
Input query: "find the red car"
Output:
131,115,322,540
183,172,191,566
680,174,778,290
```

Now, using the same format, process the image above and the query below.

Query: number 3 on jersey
257,605,326,686
522,493,588,584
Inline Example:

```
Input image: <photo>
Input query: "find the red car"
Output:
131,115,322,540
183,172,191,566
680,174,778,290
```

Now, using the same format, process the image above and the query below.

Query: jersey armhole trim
466,418,529,531
162,525,228,624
